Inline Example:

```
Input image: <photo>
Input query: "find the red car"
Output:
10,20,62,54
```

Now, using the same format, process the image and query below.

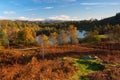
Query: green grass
63,56,105,80
96,34,108,39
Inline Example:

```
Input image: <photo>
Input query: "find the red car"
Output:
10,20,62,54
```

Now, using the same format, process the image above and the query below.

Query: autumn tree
16,27,35,46
83,30,101,43
109,24,120,42
37,34,50,59
0,29,9,46
37,34,50,46
5,27,20,45
68,25,78,44
50,32,58,46
57,30,69,45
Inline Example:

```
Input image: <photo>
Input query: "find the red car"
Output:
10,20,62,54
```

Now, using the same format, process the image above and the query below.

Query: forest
0,13,120,80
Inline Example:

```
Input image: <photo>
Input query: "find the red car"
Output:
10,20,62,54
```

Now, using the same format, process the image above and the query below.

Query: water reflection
78,30,85,38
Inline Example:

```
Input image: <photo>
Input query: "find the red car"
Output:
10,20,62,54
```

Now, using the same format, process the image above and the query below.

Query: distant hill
0,13,119,32
98,13,120,25
30,13,120,32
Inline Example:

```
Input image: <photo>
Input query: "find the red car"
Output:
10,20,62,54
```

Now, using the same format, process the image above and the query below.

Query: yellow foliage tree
17,27,35,46
38,34,50,59
38,34,50,46
57,30,69,45
24,27,35,43
68,25,78,44
50,32,58,45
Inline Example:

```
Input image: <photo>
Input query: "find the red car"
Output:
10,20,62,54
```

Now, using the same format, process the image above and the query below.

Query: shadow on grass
77,60,105,71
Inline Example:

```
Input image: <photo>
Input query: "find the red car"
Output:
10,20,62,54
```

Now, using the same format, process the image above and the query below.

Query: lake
78,30,86,38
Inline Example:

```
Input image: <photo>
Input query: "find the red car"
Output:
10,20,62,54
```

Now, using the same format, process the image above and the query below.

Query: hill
98,12,120,25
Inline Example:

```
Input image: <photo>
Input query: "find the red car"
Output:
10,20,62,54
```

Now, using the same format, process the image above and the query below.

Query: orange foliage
0,44,120,80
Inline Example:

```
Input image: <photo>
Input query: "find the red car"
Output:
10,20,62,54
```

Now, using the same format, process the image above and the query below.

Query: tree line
0,20,78,47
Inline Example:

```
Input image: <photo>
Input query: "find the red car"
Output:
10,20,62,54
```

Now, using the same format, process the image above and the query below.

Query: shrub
82,36,101,44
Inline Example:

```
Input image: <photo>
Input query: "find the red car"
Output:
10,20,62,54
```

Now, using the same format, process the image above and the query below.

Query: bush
0,45,4,50
81,36,101,44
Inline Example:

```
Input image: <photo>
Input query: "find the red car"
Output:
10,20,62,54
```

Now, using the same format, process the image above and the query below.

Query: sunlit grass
96,34,108,39
63,56,105,80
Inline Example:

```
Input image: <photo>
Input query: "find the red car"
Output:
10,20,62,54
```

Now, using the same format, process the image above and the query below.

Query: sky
0,0,120,21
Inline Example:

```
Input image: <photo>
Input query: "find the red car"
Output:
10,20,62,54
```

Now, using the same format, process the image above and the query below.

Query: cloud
0,16,7,20
3,11,16,15
48,15,80,21
0,16,14,20
0,15,80,21
44,7,53,9
80,2,120,6
17,16,44,21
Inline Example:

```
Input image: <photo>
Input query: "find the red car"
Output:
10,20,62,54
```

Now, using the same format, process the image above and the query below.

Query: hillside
98,12,120,25
33,13,120,31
